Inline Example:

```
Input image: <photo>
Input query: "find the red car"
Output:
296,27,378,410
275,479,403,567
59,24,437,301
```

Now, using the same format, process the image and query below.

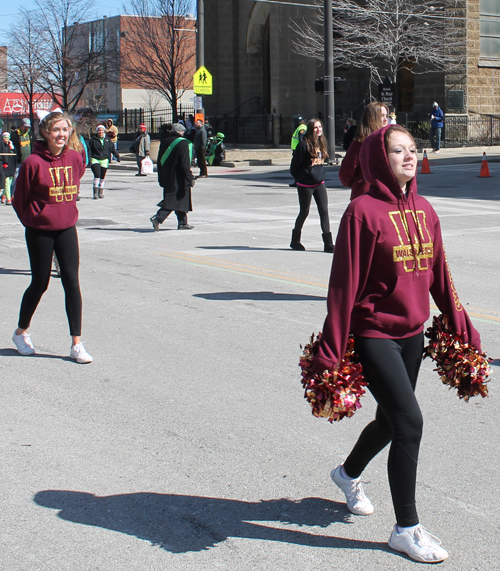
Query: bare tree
292,0,465,91
7,9,47,126
121,0,196,121
33,0,118,112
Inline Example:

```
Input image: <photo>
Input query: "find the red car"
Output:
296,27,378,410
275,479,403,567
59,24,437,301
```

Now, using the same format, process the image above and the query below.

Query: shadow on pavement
0,348,71,361
194,291,325,302
34,491,390,554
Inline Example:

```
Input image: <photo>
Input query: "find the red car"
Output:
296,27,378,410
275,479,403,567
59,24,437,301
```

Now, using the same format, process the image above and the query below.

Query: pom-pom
299,333,367,422
423,314,490,402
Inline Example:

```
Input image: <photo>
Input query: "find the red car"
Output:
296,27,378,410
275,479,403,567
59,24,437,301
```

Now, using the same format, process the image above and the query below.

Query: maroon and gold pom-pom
423,314,490,402
299,333,367,422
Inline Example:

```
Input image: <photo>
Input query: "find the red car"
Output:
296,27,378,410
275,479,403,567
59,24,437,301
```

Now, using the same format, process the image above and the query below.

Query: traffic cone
478,152,491,178
420,150,431,174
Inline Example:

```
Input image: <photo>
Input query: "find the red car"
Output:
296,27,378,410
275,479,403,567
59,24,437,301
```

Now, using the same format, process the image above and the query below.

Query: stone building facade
204,0,500,144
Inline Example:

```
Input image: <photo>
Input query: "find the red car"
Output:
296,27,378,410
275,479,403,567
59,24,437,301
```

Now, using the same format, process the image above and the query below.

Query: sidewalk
116,143,500,169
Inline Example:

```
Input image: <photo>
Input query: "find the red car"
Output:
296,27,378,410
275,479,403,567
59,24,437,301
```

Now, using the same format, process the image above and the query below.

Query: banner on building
0,93,61,115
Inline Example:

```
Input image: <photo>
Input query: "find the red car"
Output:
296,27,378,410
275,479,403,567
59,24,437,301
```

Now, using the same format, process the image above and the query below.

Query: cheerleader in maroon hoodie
313,125,482,563
12,111,93,363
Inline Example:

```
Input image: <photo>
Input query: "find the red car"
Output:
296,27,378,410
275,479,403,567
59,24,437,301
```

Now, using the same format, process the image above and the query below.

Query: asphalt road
1,160,499,570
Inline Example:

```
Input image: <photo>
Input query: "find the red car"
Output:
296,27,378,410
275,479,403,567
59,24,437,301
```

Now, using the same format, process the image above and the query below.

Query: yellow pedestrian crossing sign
193,66,213,95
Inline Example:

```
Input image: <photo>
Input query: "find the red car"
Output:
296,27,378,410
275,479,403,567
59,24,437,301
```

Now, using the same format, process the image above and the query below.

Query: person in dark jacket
429,101,444,153
193,119,208,178
1,131,17,204
289,118,334,253
88,125,120,199
150,123,195,231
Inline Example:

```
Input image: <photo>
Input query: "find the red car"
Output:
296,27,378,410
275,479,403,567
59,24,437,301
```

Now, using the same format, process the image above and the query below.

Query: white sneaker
331,465,374,515
12,331,35,355
388,524,449,563
70,342,93,363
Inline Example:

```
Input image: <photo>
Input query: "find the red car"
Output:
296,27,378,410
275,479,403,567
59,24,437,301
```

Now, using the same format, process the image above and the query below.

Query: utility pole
324,0,336,161
196,0,204,68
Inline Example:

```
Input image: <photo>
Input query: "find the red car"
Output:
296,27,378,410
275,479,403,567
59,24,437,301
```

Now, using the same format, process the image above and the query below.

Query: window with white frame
480,0,500,65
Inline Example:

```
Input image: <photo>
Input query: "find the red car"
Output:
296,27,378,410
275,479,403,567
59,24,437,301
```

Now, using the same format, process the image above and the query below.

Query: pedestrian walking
193,119,208,178
132,124,151,176
289,118,334,253
312,124,483,563
339,101,388,201
150,123,195,231
289,114,307,187
11,110,93,363
0,132,17,205
430,101,444,153
88,125,120,199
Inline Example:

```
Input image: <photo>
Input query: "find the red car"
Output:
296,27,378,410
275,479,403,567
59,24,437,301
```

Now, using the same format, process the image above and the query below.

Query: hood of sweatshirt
359,125,418,204
33,140,69,161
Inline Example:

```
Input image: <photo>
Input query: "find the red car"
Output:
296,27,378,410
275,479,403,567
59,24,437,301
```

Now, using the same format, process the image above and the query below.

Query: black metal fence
2,107,499,147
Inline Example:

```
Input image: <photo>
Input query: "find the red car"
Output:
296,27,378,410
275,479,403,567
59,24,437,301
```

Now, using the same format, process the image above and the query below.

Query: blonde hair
66,118,85,153
38,111,72,140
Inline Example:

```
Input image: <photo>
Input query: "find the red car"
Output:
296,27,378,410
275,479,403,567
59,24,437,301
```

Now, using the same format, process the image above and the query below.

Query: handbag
141,156,154,175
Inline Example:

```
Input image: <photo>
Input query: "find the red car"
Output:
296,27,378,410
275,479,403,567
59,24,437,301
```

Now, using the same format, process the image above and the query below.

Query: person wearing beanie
11,110,93,363
150,122,195,231
312,124,483,563
0,132,17,204
88,125,120,199
132,123,151,176
11,117,35,167
430,101,444,153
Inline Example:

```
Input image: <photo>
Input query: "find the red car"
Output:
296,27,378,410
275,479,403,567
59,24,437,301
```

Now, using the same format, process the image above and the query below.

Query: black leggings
91,163,108,179
18,226,82,336
343,333,424,527
294,183,330,234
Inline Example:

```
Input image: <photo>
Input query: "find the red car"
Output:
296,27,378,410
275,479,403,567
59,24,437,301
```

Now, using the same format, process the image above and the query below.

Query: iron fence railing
2,108,499,147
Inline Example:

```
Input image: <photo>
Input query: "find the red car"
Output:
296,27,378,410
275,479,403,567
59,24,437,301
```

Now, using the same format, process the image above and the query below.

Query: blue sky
0,0,196,39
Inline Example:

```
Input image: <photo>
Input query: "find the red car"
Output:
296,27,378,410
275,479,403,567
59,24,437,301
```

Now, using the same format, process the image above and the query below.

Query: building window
480,0,500,66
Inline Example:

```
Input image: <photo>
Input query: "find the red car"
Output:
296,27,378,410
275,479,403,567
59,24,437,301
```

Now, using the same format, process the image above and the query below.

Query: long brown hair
304,118,329,159
354,102,389,142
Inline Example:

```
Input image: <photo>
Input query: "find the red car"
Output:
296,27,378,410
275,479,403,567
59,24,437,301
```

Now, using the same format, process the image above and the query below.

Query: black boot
322,232,334,253
290,230,305,251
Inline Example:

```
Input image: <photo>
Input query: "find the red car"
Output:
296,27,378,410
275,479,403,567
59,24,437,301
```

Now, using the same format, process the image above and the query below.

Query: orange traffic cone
478,152,491,178
420,150,431,174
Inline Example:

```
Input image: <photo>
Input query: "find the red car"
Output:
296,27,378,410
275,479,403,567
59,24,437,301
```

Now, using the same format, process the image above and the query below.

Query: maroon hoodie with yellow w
313,125,481,373
12,141,85,231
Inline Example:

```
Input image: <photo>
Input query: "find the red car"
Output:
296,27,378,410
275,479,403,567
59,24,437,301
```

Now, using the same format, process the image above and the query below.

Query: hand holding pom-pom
423,314,490,402
299,333,367,422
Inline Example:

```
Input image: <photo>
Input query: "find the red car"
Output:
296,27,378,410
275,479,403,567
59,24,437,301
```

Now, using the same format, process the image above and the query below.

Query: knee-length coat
157,134,194,213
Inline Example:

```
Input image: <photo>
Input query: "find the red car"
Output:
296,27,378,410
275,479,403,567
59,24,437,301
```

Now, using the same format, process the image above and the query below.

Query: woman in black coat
88,125,120,199
150,123,195,231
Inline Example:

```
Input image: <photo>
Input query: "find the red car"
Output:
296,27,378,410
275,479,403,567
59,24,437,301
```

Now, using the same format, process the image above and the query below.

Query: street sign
193,96,203,110
193,66,213,95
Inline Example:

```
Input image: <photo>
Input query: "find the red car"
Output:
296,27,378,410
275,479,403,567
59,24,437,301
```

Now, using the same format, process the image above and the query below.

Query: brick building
66,15,196,112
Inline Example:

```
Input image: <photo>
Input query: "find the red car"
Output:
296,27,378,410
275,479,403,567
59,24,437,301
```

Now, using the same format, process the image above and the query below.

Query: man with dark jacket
193,119,208,178
150,123,195,231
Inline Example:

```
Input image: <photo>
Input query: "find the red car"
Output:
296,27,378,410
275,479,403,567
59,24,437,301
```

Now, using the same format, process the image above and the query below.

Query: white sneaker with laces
12,331,36,355
331,464,374,515
388,524,449,563
70,342,93,364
